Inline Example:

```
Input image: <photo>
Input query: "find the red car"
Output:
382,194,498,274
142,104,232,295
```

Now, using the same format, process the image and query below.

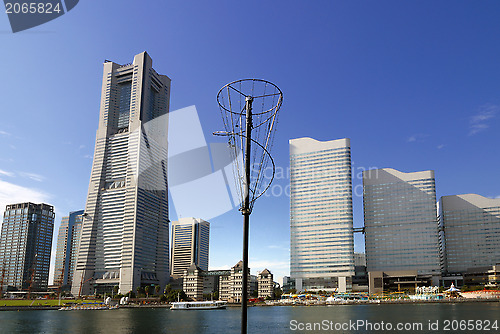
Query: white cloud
210,260,289,283
0,179,52,229
407,134,429,143
209,264,232,271
79,145,86,150
249,259,288,271
19,172,45,182
469,104,498,135
0,169,14,177
437,144,445,149
83,154,93,159
0,130,11,136
267,244,289,251
210,260,289,272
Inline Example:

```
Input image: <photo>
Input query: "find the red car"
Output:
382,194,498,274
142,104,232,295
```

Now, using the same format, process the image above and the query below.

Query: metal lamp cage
215,78,283,213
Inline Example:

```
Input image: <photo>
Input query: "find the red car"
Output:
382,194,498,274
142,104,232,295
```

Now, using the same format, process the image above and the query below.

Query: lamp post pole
241,96,253,334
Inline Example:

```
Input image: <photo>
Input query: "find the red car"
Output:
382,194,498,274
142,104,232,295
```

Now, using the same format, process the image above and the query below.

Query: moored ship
170,301,227,310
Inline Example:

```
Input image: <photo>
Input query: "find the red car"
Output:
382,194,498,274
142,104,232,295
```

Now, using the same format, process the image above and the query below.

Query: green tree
154,285,160,296
166,290,188,302
113,285,119,295
164,284,172,295
251,290,258,298
274,288,283,300
136,286,143,297
145,285,151,298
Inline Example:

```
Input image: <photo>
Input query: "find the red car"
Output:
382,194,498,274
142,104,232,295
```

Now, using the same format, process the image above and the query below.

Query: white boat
170,301,227,310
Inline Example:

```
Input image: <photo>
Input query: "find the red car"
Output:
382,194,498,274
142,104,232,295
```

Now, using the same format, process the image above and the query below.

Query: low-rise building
219,261,251,303
258,269,274,299
183,264,204,301
368,271,434,294
219,274,231,301
180,267,230,300
181,261,276,302
464,265,500,288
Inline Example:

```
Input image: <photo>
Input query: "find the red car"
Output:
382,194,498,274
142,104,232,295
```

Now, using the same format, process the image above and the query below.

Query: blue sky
0,1,499,284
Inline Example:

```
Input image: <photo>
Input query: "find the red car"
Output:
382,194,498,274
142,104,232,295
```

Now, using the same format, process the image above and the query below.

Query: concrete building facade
218,261,251,302
257,269,274,299
289,137,355,292
0,203,55,291
439,194,500,274
183,264,204,301
363,168,441,284
171,218,209,278
72,52,171,296
53,210,84,289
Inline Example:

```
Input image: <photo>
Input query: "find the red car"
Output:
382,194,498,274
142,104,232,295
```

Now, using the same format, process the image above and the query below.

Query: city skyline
1,1,499,284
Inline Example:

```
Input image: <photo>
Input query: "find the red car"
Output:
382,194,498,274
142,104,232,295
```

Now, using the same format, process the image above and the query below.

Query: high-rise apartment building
170,217,209,278
72,52,171,296
53,210,84,289
439,194,500,274
363,168,440,277
290,137,355,292
0,203,54,291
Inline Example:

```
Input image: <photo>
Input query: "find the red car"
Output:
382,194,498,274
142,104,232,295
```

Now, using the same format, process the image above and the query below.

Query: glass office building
439,194,500,274
170,218,210,278
0,203,55,291
72,52,171,295
53,210,84,289
363,168,440,277
290,137,355,292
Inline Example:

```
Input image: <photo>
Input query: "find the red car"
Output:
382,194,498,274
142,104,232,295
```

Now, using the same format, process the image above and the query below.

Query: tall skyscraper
289,137,355,292
72,52,171,296
53,210,84,289
170,217,209,277
439,194,500,274
363,168,440,277
0,203,54,291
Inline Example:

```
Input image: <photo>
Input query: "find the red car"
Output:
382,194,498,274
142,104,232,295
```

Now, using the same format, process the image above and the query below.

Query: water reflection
0,303,498,334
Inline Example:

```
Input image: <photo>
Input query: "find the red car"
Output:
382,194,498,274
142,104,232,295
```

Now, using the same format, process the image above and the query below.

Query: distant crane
78,272,94,298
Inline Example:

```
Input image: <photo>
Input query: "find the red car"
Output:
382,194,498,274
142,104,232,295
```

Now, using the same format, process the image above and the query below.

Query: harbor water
0,302,499,333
